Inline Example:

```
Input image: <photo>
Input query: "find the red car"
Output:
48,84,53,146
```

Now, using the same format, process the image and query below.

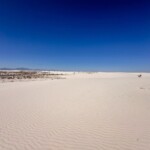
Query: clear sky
0,0,150,71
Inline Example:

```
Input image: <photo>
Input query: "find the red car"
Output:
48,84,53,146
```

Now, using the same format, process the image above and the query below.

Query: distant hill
0,68,36,71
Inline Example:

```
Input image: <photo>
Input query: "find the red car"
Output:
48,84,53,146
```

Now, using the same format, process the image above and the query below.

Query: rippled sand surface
0,72,150,150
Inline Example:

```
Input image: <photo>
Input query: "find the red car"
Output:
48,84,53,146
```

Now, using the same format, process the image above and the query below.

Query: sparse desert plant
138,74,142,78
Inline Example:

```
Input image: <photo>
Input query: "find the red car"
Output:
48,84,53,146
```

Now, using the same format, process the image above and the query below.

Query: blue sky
0,0,150,71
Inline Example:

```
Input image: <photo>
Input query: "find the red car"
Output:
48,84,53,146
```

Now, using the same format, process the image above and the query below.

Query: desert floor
0,72,150,150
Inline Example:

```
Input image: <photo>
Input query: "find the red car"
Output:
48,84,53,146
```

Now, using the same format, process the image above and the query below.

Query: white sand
0,72,150,150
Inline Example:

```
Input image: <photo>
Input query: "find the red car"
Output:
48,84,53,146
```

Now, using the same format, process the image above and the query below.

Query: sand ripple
0,75,150,149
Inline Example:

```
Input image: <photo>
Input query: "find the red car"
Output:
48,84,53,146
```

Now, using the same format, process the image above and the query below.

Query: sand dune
0,72,150,150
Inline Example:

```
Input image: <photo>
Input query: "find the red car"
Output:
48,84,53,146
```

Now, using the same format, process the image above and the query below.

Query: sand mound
0,73,150,150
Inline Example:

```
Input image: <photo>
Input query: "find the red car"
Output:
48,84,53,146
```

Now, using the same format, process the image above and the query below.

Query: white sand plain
0,72,150,150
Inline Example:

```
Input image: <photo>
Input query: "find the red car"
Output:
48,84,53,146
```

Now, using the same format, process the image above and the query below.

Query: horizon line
0,67,150,73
